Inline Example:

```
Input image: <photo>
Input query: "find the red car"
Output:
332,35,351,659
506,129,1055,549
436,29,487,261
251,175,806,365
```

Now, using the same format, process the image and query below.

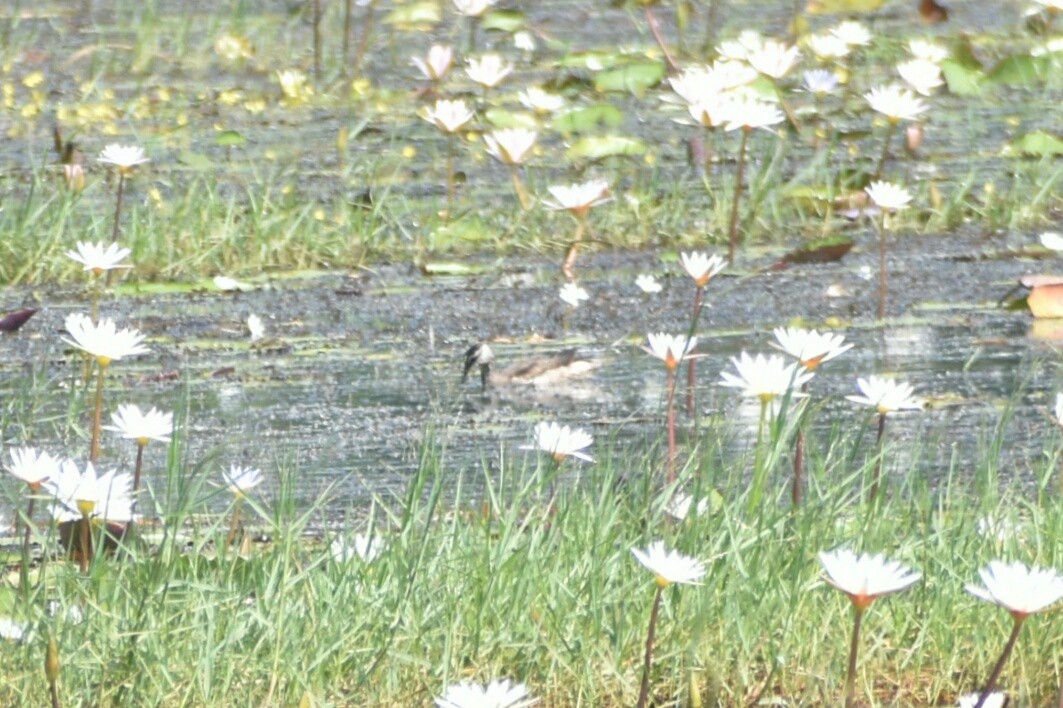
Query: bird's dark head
462,343,494,390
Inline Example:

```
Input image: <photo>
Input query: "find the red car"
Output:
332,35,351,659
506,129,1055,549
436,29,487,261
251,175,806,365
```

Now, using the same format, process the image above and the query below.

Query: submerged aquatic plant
819,549,921,707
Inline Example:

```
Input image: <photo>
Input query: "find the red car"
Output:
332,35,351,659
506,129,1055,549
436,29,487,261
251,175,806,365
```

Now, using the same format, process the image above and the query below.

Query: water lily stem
974,616,1025,708
666,366,678,483
19,495,35,594
561,217,586,280
636,586,664,708
644,6,679,74
685,285,704,416
226,497,243,552
792,429,805,506
90,364,107,463
132,443,146,507
844,606,865,708
727,127,750,264
874,120,896,181
876,211,889,320
78,515,91,573
351,0,378,78
312,0,322,81
870,412,887,502
342,0,352,67
445,134,455,222
509,165,532,210
746,398,769,515
105,173,125,287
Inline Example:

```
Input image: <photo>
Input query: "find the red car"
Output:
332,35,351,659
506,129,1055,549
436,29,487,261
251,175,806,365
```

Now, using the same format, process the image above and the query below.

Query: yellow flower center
76,499,95,518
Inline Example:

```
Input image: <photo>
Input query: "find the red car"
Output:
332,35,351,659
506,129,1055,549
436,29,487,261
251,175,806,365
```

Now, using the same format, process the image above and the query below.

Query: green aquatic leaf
482,109,538,129
593,62,665,96
551,104,624,133
565,134,646,161
383,1,440,28
480,9,525,32
987,54,1053,85
215,130,247,147
805,0,886,13
941,60,984,96
1003,130,1063,158
560,51,623,71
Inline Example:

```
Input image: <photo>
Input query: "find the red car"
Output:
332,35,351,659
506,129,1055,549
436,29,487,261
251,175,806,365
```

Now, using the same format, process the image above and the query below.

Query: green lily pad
383,1,440,28
593,61,665,96
1003,130,1063,158
565,134,646,161
176,151,215,170
806,0,886,13
987,54,1053,86
941,60,984,97
482,108,538,129
551,104,624,133
215,130,247,147
560,51,623,71
480,9,525,33
419,261,490,276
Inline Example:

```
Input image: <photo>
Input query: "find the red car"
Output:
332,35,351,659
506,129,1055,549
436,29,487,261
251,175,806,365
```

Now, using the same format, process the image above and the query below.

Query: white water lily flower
435,678,536,708
643,333,698,371
64,313,150,367
97,144,149,172
412,44,454,82
957,692,1006,708
466,54,513,89
558,282,589,308
806,32,851,60
330,533,386,563
421,99,475,134
1040,232,1063,252
748,40,801,79
635,274,662,294
908,39,949,64
865,181,913,212
46,460,134,523
1054,392,1063,425
831,20,872,47
865,84,928,123
723,97,784,132
222,465,264,496
897,58,943,96
632,540,706,587
664,492,709,521
966,560,1063,617
483,129,537,165
213,275,251,291
687,93,737,129
520,421,594,462
543,180,610,216
518,87,564,113
6,447,63,488
277,69,313,103
452,0,497,17
0,618,26,642
719,352,813,403
801,69,840,95
247,313,265,342
103,404,173,446
718,30,765,62
679,251,726,287
66,241,132,274
772,327,852,370
819,548,922,609
846,376,922,414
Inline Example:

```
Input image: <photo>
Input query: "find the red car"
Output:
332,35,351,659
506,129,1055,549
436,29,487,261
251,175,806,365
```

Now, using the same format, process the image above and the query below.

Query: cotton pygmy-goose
462,342,602,393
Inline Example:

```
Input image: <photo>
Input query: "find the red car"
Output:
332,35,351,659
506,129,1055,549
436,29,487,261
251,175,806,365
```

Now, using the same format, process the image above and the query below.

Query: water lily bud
905,124,924,153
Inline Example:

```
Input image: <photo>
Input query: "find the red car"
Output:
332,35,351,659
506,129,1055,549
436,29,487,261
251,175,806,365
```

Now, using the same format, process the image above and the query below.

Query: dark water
3,236,1061,514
